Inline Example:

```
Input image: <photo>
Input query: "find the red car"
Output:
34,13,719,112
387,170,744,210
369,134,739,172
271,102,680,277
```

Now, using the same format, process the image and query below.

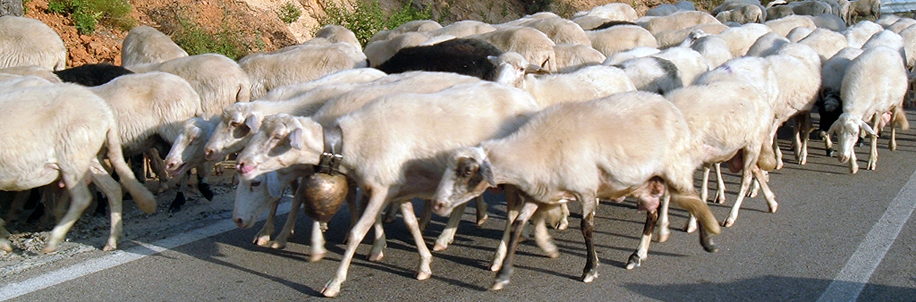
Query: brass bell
299,171,348,223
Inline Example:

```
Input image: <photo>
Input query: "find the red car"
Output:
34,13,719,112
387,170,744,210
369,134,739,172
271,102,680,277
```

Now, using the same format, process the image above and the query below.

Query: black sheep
375,38,504,81
54,63,134,86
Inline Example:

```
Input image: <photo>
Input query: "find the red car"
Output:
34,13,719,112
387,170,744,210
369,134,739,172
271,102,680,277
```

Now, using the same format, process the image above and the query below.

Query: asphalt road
3,113,916,302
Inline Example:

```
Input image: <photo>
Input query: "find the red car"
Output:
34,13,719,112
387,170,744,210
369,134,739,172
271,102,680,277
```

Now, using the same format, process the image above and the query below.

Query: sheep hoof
321,282,340,298
268,240,286,249
433,242,449,252
309,251,326,262
168,192,186,213
489,262,502,272
476,214,488,226
715,195,726,204
0,240,10,253
850,164,859,174
769,203,779,214
722,217,736,228
254,235,271,246
368,250,384,262
626,253,642,270
490,272,512,291
655,229,670,243
198,182,214,201
581,270,599,283
867,161,877,171
41,243,60,254
555,218,569,231
103,242,117,251
416,270,431,281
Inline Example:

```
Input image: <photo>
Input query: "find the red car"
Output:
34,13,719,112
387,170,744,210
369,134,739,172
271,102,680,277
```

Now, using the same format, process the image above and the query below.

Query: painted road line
817,168,916,302
0,200,293,301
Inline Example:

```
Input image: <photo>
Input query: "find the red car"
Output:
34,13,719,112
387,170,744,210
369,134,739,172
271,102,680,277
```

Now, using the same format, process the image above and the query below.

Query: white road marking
817,168,916,302
0,200,293,301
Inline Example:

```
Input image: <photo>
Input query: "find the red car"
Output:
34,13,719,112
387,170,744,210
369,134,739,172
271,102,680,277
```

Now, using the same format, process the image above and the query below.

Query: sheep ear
859,119,877,136
826,120,841,137
526,64,549,75
244,114,260,132
289,128,303,150
266,172,283,199
488,55,500,65
479,158,496,187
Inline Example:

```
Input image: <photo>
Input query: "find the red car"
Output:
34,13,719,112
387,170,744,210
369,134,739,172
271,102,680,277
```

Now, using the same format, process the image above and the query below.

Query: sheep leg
491,185,521,272
43,171,93,254
5,190,30,224
322,188,388,298
167,173,191,213
556,203,570,230
773,132,784,170
532,206,559,258
418,199,432,231
475,196,488,225
580,194,599,283
629,208,659,270
194,166,214,201
753,166,777,213
309,220,327,262
714,163,726,204
90,159,123,251
656,193,671,242
398,201,434,280
433,202,467,251
383,203,398,223
867,114,880,171
254,201,278,246
700,164,711,202
367,210,387,262
793,113,812,165
723,152,757,228
491,201,539,291
268,196,301,250
0,218,10,252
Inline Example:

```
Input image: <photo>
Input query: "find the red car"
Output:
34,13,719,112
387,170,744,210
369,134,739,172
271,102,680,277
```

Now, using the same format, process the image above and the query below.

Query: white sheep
603,46,660,66
258,68,387,102
843,20,884,48
897,25,916,69
429,91,722,290
121,25,188,67
766,15,818,37
0,83,157,253
127,53,251,119
239,42,368,100
506,16,591,46
587,25,659,57
0,65,61,83
432,20,497,38
652,46,711,86
828,46,909,173
810,13,848,32
646,4,680,16
716,3,767,24
235,80,542,297
552,43,606,72
718,23,774,56
786,26,815,42
654,23,729,48
798,28,850,62
611,55,683,94
746,32,790,57
471,26,558,72
367,19,442,44
818,47,864,139
490,51,635,108
887,18,916,34
87,72,209,210
876,14,904,27
642,11,722,35
0,16,66,71
679,30,734,68
314,24,361,49
861,30,906,66
572,3,638,22
847,0,882,23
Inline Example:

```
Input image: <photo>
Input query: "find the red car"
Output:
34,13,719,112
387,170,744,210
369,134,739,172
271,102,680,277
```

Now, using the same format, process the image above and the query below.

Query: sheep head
490,52,549,89
432,146,495,217
236,114,324,181
206,103,259,161
827,113,876,164
164,117,214,178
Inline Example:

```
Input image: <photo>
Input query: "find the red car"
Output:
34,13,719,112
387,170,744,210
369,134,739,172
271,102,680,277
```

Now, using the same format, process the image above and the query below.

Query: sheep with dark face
53,63,134,86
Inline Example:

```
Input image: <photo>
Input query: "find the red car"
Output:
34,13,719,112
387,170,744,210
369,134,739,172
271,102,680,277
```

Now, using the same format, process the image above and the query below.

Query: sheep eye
251,180,261,187
228,121,240,128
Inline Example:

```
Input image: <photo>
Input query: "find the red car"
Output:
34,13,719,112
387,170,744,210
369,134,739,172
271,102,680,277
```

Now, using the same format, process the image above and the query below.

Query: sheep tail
672,192,721,235
894,107,910,131
105,126,158,214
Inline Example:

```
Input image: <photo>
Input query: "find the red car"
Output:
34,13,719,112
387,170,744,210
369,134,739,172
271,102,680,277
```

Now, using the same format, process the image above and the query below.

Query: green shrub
278,1,301,24
522,0,553,14
170,15,256,60
319,0,432,46
46,0,135,35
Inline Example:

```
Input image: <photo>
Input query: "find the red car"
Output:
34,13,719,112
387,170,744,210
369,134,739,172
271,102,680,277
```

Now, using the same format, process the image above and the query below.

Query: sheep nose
205,148,218,161
233,217,245,228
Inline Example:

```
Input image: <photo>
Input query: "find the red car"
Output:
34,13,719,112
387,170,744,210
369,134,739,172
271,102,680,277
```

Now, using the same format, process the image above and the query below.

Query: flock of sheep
0,0,909,297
